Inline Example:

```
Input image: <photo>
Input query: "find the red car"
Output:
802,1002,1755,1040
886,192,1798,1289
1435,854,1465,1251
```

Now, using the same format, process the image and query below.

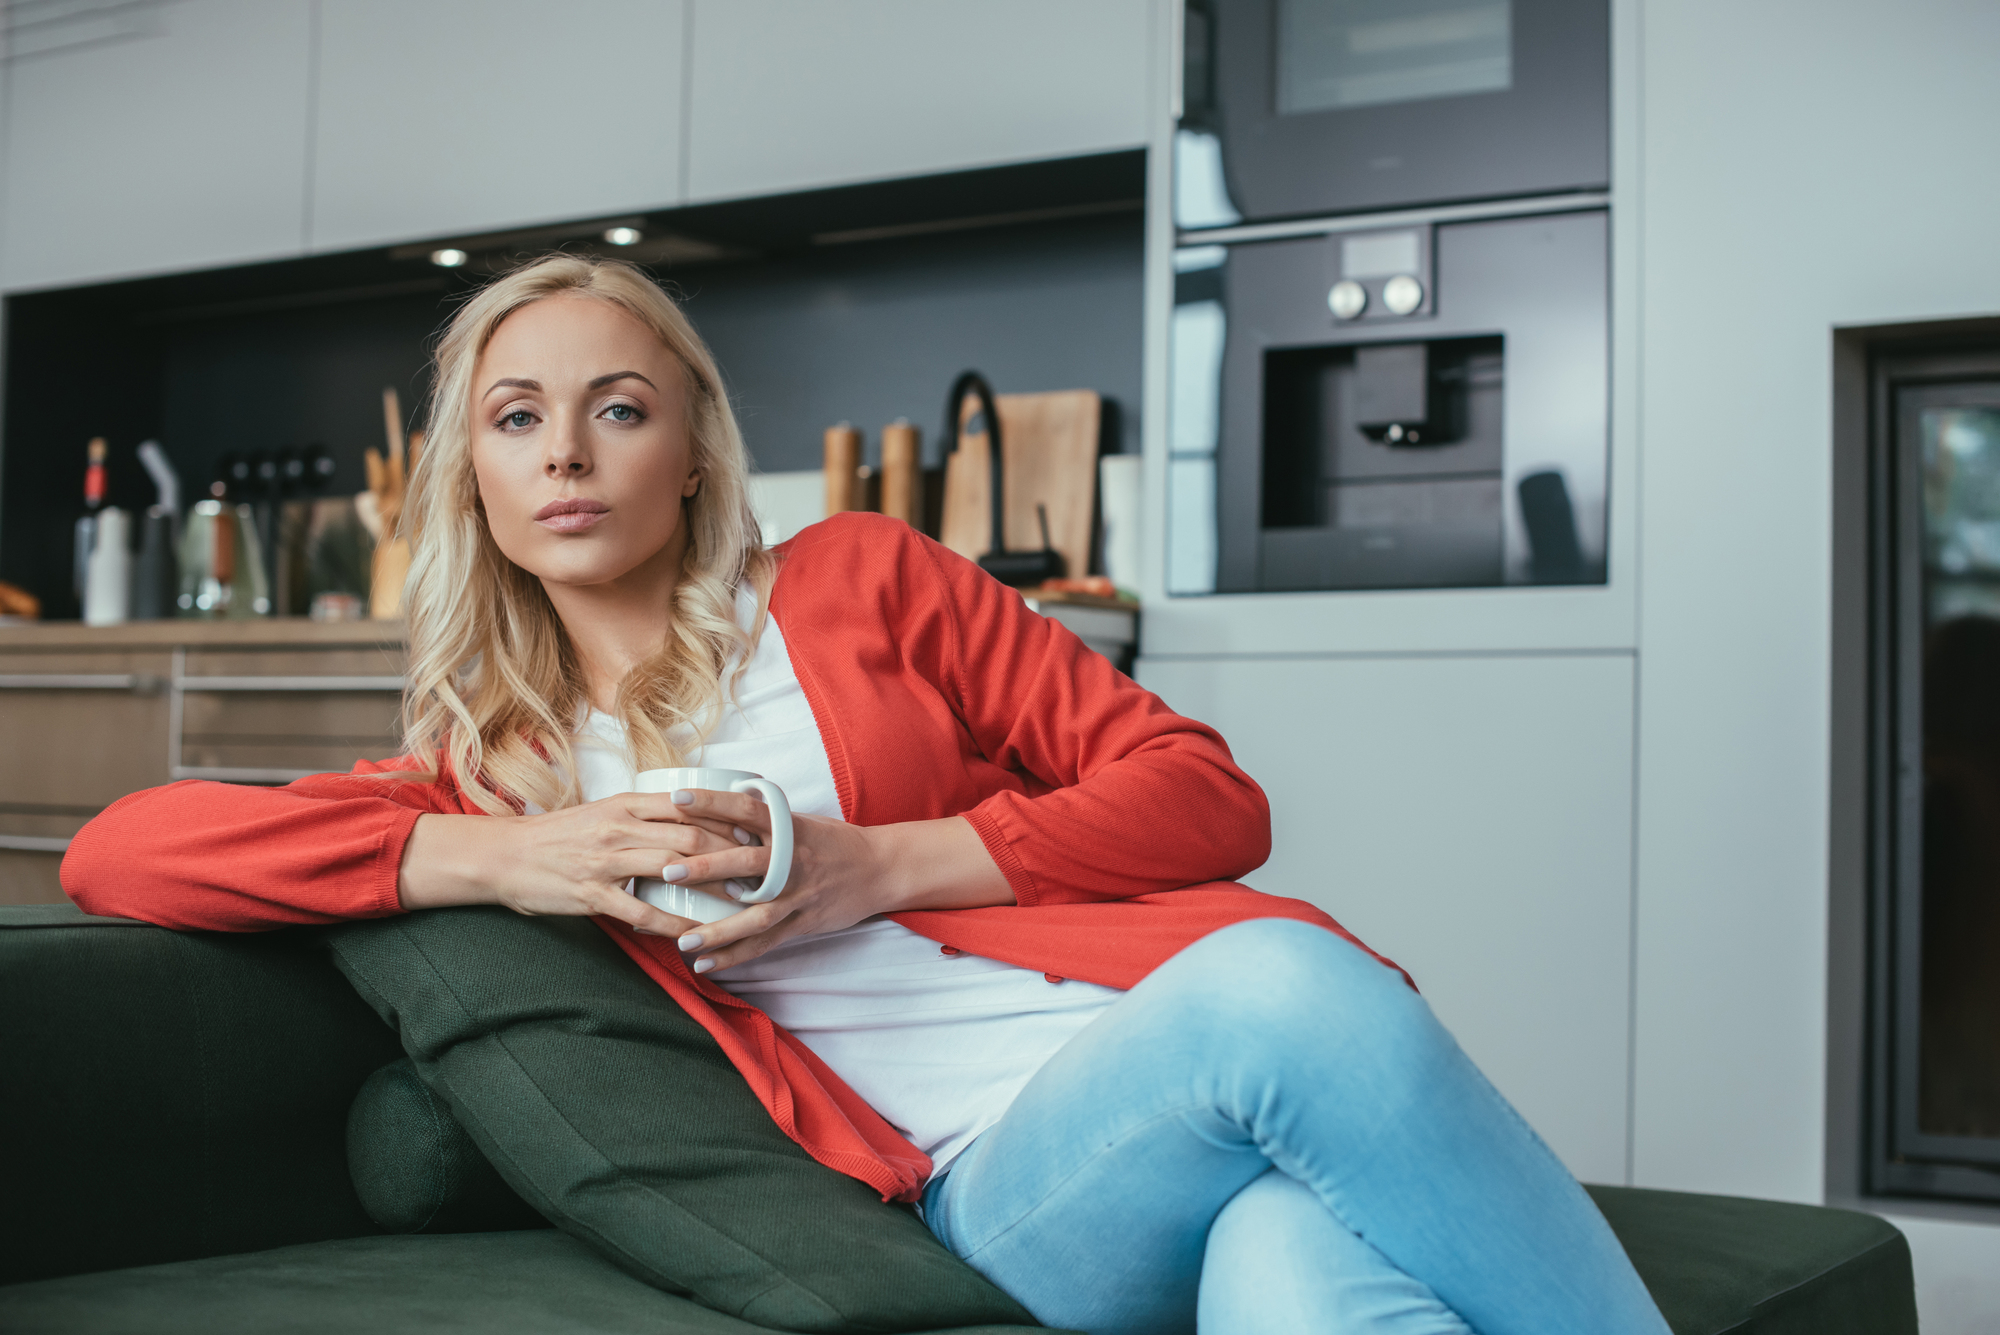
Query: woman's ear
682,470,701,499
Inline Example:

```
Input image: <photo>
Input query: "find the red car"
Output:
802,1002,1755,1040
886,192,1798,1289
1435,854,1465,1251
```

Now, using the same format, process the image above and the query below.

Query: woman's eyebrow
588,371,657,391
483,377,540,399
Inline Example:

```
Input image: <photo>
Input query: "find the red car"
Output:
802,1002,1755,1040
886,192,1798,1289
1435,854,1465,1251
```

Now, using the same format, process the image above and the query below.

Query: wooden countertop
0,618,405,649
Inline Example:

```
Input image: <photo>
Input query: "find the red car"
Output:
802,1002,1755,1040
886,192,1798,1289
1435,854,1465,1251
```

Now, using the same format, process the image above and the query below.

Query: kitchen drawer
0,811,90,907
179,690,402,740
177,741,406,778
0,851,66,907
0,649,174,681
0,689,171,808
180,646,407,679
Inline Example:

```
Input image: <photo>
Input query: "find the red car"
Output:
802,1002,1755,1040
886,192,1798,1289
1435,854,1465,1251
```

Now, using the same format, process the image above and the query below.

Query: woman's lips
533,498,610,533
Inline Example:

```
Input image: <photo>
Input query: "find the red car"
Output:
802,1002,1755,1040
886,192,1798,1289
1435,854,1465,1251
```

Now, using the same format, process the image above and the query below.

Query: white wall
1141,652,1639,1185
1628,2,2000,1327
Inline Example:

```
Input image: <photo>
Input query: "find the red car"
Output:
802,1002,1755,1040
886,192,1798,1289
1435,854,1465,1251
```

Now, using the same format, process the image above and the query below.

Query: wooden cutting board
940,389,1100,581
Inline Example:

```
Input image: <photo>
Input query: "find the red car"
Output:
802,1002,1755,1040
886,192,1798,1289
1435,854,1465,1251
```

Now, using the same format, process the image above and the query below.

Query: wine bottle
72,437,107,603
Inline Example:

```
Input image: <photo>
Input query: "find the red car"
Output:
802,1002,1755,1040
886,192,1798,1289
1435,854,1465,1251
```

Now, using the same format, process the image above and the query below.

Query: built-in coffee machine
1169,0,1609,594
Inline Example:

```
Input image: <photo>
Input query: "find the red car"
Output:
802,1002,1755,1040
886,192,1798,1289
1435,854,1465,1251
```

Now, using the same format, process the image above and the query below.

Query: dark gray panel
679,216,1144,473
1207,207,1607,592
1195,0,1609,223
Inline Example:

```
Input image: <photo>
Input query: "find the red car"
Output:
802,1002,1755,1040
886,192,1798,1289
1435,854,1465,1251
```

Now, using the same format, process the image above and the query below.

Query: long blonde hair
399,254,773,814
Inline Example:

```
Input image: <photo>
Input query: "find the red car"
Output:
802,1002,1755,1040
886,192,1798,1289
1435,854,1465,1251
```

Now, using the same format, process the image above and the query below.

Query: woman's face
470,293,699,593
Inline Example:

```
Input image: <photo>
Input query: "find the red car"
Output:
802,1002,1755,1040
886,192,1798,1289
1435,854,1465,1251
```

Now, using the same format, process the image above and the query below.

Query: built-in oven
1167,0,1610,596
1178,0,1609,229
1169,206,1605,593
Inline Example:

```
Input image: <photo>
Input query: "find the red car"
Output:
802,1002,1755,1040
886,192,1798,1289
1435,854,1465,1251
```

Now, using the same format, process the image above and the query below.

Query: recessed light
430,248,468,268
603,227,643,246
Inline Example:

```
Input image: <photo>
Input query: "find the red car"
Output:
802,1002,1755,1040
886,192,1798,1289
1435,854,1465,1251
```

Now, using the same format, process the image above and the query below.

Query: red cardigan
63,513,1394,1202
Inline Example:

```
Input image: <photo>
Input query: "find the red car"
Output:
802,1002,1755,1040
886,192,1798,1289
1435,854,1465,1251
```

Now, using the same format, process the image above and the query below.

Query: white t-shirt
574,589,1122,1176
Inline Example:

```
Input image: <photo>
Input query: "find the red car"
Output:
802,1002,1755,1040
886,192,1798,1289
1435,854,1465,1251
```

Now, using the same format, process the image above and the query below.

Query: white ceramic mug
629,768,792,924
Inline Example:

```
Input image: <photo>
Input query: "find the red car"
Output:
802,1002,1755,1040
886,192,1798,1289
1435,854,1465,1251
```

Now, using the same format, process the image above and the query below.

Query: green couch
0,904,1919,1334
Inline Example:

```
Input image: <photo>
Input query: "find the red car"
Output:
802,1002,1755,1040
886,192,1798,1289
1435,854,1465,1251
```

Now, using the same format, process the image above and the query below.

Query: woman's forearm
397,813,510,909
867,816,1015,912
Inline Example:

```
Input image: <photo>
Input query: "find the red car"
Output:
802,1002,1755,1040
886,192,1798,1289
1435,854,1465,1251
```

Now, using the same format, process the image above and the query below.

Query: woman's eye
603,403,642,423
500,410,535,430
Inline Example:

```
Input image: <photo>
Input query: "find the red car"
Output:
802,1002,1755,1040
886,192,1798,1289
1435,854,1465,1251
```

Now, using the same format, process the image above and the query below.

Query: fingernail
733,826,754,845
672,789,694,805
661,864,688,882
692,957,715,974
677,933,703,951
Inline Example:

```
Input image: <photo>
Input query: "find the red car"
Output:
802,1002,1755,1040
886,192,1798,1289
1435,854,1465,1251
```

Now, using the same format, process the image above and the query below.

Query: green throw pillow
320,908,1049,1335
347,1056,548,1235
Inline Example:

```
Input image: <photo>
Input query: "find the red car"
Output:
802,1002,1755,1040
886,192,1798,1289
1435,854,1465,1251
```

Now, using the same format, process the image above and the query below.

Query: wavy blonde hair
399,254,773,814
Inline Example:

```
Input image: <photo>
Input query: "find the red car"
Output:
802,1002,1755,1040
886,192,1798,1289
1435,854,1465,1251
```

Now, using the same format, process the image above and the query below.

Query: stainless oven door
1181,0,1608,227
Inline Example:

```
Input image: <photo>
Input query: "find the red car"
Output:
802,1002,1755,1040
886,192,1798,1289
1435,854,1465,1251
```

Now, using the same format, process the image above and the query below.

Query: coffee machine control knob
1327,280,1368,320
1382,274,1425,316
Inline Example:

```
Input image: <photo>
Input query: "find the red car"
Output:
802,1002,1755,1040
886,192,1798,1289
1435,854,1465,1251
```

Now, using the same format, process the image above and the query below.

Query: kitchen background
1,0,1997,1329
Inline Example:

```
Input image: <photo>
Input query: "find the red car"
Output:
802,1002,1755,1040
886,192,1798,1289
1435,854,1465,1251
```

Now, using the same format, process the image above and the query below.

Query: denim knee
1154,919,1452,1082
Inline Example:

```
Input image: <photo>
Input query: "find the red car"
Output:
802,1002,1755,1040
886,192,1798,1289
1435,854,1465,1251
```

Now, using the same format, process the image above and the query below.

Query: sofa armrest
0,904,402,1284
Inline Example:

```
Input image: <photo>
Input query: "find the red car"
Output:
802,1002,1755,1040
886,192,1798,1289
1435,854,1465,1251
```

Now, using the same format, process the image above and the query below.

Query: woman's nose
542,416,592,476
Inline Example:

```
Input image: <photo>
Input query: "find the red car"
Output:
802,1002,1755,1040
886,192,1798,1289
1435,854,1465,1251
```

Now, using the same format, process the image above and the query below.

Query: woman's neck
541,528,688,713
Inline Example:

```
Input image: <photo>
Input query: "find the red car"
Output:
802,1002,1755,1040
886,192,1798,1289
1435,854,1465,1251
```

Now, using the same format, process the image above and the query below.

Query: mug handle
728,777,792,903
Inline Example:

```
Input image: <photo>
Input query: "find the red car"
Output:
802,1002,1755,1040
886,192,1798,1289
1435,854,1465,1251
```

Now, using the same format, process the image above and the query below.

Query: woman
65,255,1668,1335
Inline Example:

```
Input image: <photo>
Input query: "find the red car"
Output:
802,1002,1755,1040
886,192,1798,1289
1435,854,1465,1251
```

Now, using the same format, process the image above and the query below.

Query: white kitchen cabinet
1137,650,1638,1184
1,0,313,291
685,0,1153,204
309,0,687,252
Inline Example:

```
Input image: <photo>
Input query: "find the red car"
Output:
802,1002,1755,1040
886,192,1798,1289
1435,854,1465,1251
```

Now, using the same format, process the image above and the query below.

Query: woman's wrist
397,813,509,910
865,815,1014,913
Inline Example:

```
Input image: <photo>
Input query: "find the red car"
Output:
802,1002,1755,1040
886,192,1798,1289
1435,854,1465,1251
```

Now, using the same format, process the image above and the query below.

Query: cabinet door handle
0,834,71,853
0,674,165,693
173,676,406,692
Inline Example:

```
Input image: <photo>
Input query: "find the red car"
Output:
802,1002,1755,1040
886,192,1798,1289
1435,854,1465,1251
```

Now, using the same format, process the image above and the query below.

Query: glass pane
1922,407,2000,623
1276,0,1513,115
1917,403,2000,1136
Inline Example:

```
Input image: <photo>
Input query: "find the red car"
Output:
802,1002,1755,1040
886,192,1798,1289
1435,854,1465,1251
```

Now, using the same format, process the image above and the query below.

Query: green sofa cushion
1585,1185,1918,1335
0,1231,1047,1335
321,908,1046,1334
348,1057,547,1234
0,904,402,1286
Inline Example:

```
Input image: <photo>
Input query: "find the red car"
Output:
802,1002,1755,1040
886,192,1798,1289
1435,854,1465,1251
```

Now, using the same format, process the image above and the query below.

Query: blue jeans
921,919,1669,1335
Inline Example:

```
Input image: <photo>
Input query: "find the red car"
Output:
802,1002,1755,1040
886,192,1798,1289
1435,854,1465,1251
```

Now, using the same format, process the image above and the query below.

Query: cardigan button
1044,973,1064,984
939,945,962,957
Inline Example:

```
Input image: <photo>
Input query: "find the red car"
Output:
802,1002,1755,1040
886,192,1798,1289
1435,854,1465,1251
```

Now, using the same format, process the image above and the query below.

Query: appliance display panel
1179,0,1607,227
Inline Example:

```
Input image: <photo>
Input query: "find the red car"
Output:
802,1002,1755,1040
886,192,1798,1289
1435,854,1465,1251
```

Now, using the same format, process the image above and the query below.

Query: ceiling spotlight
603,227,643,246
430,248,468,268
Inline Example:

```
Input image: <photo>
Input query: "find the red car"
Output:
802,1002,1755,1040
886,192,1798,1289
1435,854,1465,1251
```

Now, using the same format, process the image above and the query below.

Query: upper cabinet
684,0,1154,204
308,0,688,252
0,0,1156,291
1,0,313,292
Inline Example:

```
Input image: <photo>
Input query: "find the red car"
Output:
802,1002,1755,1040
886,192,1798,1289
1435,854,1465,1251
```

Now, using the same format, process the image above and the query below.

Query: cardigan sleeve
60,757,454,931
911,532,1273,907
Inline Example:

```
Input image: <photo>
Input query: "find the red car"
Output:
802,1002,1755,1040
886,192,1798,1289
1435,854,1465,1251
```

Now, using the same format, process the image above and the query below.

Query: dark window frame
1867,341,2000,1203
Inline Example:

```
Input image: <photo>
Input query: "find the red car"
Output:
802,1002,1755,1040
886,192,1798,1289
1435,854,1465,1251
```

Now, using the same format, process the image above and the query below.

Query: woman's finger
616,798,740,840
623,820,737,856
663,787,772,834
674,899,789,958
688,912,812,974
659,843,772,890
579,882,702,939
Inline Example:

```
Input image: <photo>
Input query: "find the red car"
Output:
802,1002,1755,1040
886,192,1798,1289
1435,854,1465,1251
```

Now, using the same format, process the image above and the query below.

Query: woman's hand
396,795,744,939
657,788,1015,974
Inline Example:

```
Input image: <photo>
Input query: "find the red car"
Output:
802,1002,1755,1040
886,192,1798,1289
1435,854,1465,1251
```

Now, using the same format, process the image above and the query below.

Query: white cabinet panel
2,0,312,291
1137,651,1637,1183
686,0,1152,204
310,0,686,252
